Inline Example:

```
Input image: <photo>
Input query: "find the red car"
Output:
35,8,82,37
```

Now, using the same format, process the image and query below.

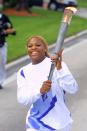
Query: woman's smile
31,51,39,55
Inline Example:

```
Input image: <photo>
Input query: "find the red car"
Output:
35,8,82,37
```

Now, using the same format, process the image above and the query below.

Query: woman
17,35,78,131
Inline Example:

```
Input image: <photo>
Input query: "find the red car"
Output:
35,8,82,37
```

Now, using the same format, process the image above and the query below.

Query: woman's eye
36,44,41,47
28,45,32,48
27,44,41,48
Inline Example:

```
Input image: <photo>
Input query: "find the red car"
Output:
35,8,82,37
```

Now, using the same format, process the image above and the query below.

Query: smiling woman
26,36,50,64
17,35,79,131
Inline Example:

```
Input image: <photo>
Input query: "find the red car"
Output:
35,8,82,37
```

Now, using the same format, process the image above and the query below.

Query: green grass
77,0,87,8
6,7,87,63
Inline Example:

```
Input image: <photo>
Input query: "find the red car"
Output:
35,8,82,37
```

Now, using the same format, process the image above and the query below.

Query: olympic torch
48,7,77,80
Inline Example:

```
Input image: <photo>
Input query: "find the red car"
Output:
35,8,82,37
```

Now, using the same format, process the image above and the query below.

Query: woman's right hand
40,80,52,94
50,49,63,70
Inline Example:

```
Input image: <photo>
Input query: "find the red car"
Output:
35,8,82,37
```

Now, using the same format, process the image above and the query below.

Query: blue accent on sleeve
20,69,25,78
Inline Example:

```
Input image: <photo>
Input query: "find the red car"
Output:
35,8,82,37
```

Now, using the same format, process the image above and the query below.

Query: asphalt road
0,37,87,131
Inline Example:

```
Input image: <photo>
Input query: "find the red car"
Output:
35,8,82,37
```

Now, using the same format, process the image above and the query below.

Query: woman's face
27,37,46,64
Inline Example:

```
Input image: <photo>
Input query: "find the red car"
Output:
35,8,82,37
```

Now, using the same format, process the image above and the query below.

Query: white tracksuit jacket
17,57,78,131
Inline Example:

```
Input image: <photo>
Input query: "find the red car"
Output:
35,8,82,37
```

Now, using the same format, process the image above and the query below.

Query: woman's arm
55,62,79,94
17,69,41,106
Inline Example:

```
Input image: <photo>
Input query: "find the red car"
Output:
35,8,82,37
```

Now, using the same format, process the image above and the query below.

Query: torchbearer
17,7,79,131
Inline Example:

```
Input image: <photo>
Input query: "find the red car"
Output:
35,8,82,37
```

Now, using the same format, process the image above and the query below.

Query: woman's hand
40,80,52,94
50,49,63,70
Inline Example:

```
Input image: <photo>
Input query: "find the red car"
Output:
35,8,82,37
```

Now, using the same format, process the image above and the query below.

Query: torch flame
63,7,77,24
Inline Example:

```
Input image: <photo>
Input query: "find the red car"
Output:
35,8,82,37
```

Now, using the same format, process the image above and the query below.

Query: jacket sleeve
17,69,41,107
55,62,79,94
4,14,13,28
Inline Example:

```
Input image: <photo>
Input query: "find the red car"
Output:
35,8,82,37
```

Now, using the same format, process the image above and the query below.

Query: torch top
65,6,77,13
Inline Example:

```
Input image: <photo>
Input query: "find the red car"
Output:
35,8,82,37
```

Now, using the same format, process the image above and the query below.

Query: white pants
0,44,7,85
26,124,72,131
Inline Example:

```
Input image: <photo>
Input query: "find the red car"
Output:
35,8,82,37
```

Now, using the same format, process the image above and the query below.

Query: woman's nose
32,45,36,49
